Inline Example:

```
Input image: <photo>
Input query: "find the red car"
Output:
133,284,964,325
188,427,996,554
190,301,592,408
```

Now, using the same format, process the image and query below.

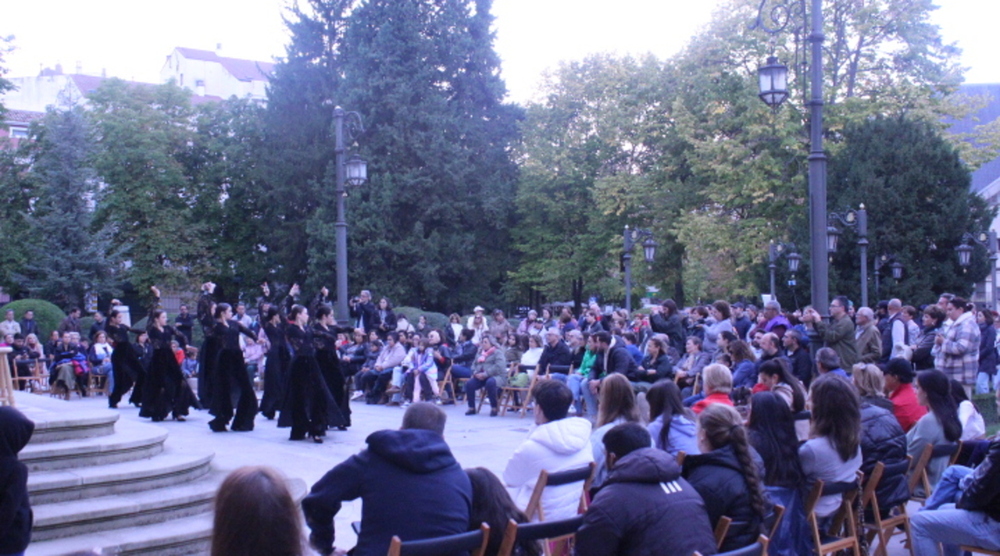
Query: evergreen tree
14,106,118,307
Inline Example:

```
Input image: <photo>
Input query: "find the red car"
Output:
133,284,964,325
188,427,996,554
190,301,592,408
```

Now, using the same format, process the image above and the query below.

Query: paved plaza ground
26,391,914,555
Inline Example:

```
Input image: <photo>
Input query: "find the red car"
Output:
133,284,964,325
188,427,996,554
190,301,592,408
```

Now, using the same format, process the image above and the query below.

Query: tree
0,35,15,117
826,116,993,303
13,106,119,307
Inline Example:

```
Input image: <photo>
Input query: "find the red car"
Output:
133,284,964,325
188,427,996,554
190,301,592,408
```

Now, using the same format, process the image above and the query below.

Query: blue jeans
684,393,705,407
923,465,973,510
911,504,1000,556
564,374,598,418
976,372,993,394
451,365,472,379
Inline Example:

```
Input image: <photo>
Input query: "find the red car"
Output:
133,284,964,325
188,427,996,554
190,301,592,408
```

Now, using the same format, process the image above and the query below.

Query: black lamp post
332,106,367,326
956,231,999,309
623,226,656,314
873,254,903,300
753,0,829,321
828,205,869,306
768,241,801,299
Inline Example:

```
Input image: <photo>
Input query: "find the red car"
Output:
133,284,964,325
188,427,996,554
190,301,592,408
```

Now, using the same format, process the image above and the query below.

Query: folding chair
524,462,596,522
498,364,546,417
386,522,489,556
436,365,454,402
0,348,14,407
695,534,770,556
496,515,584,556
767,504,786,541
676,450,687,467
861,459,914,556
715,516,733,550
960,546,1000,555
804,473,863,556
910,441,962,504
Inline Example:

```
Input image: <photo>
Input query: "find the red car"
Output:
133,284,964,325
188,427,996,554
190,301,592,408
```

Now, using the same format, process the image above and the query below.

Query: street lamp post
873,254,903,300
956,231,999,309
332,106,368,326
753,0,829,318
623,226,656,314
828,205,869,306
768,241,801,299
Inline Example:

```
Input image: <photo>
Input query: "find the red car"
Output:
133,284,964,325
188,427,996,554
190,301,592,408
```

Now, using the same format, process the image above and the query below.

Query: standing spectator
783,328,814,387
395,314,415,334
913,305,946,370
445,313,463,345
0,310,20,338
802,296,858,369
881,299,909,362
233,303,254,329
504,380,593,521
373,298,397,340
466,306,486,329
977,309,997,394
0,407,34,556
576,423,718,556
349,290,377,335
732,302,752,341
650,299,687,354
469,314,488,346
854,307,883,364
174,304,195,344
902,305,923,350
934,296,980,385
18,310,39,339
702,300,733,355
89,311,107,341
58,307,82,334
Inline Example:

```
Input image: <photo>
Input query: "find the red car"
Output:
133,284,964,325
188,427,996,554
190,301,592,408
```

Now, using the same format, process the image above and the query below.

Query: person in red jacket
692,364,734,414
884,357,927,432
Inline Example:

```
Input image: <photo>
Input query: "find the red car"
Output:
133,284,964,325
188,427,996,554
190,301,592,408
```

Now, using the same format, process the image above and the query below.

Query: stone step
28,448,214,504
26,478,308,556
15,391,119,443
21,418,167,471
31,471,224,541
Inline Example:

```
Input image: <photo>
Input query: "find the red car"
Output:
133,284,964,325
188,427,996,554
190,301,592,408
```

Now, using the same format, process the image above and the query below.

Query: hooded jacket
859,402,910,511
576,448,717,556
0,406,34,555
301,428,471,556
647,414,700,458
503,416,593,521
683,444,765,552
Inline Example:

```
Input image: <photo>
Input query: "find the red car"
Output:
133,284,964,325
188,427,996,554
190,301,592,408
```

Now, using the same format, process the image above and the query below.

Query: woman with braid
683,403,769,552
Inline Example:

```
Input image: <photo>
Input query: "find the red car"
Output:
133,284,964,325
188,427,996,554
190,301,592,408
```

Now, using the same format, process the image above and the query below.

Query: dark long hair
747,392,804,488
758,358,806,412
916,370,962,442
698,404,768,520
466,468,541,556
647,380,694,452
211,466,303,556
810,374,861,461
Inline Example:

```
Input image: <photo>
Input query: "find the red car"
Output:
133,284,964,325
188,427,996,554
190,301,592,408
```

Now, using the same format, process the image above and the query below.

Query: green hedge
0,299,66,341
394,307,449,332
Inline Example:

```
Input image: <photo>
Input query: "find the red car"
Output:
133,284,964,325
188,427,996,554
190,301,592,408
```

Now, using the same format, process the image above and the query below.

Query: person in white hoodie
503,379,594,521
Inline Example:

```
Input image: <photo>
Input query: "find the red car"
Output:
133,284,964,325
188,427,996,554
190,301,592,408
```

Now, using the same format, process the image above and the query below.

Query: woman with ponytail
907,369,963,493
683,403,768,552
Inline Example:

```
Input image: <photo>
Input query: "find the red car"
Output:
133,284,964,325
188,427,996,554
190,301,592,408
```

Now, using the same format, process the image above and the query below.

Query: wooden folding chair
767,504,786,541
804,473,863,556
676,450,687,467
0,348,14,407
436,365,454,402
910,441,962,504
861,459,914,556
524,462,596,523
498,364,545,417
386,522,489,556
496,515,584,556
960,545,1000,555
715,515,733,550
695,534,770,556
89,370,110,396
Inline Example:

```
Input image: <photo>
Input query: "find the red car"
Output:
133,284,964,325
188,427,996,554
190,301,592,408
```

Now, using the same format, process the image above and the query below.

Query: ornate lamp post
768,241,802,299
333,106,367,326
753,0,829,318
956,231,999,308
873,254,904,300
623,226,656,314
828,205,869,306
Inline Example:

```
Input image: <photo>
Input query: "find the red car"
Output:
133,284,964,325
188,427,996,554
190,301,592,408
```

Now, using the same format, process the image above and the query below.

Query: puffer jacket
0,407,35,555
958,438,1000,521
683,444,765,552
859,402,909,511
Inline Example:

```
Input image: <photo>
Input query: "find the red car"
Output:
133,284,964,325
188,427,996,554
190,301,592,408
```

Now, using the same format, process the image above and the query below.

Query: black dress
105,322,146,407
278,324,345,440
208,320,260,432
314,323,351,429
196,291,219,407
260,320,290,420
140,324,199,421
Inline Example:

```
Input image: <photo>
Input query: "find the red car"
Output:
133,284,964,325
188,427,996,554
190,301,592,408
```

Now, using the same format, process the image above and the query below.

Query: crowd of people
4,288,1000,556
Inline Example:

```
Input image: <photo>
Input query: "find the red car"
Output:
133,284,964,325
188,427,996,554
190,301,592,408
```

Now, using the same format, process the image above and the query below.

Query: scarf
477,346,496,364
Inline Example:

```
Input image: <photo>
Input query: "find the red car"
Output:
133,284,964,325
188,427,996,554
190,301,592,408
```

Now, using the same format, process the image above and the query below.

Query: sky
2,0,999,105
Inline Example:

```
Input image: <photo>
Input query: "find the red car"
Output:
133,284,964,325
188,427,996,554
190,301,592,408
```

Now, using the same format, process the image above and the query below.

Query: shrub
394,306,449,331
0,299,67,341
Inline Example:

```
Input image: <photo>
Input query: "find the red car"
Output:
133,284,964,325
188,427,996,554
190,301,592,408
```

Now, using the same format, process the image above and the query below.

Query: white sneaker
351,391,365,401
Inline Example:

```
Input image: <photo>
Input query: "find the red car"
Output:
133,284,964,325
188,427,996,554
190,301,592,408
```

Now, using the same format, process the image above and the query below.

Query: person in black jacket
301,403,472,556
977,310,997,394
536,328,573,377
650,299,687,354
590,331,638,381
910,437,1000,555
683,403,768,552
783,329,815,388
349,290,378,335
858,396,909,515
0,407,34,556
628,336,673,391
576,422,717,556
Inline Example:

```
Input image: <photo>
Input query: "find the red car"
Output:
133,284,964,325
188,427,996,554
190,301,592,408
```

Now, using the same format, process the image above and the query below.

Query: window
10,127,28,139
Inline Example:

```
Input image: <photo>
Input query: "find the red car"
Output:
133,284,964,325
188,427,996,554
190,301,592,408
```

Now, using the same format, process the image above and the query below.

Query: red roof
175,47,274,82
3,109,45,125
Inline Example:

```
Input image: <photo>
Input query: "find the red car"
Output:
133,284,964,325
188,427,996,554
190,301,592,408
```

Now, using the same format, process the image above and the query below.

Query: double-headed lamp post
623,226,656,314
768,241,801,299
828,205,869,306
333,106,368,326
956,231,999,309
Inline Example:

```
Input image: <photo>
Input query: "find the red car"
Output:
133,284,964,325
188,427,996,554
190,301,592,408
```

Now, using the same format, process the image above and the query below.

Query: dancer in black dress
208,303,261,432
260,304,290,420
140,287,200,421
278,302,344,443
196,282,219,408
312,302,351,430
104,310,145,408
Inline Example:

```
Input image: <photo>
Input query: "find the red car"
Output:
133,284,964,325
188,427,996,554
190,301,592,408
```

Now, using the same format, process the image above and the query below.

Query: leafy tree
826,116,993,304
12,106,119,307
0,35,15,117
0,144,33,294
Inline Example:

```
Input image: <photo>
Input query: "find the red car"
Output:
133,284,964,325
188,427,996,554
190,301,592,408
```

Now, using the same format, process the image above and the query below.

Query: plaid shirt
934,311,980,384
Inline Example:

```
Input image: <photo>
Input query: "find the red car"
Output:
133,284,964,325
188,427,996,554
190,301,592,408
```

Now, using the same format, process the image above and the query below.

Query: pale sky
2,0,998,105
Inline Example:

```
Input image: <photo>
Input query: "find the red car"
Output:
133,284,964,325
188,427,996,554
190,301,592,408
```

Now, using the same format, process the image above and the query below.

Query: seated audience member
621,332,643,367
852,363,895,411
567,332,599,419
366,332,407,404
674,337,712,392
0,407,34,556
854,369,910,517
728,340,758,389
646,379,700,458
683,404,767,552
449,328,477,380
589,331,638,380
466,468,541,556
536,327,573,378
800,374,863,521
590,374,644,490
747,392,803,490
181,347,200,379
756,358,806,414
212,466,304,556
691,364,734,414
884,357,927,432
910,437,1000,556
465,335,507,416
814,347,847,379
301,403,471,556
908,370,963,495
628,336,672,392
951,378,986,441
576,423,718,556
503,380,593,521
783,328,814,387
